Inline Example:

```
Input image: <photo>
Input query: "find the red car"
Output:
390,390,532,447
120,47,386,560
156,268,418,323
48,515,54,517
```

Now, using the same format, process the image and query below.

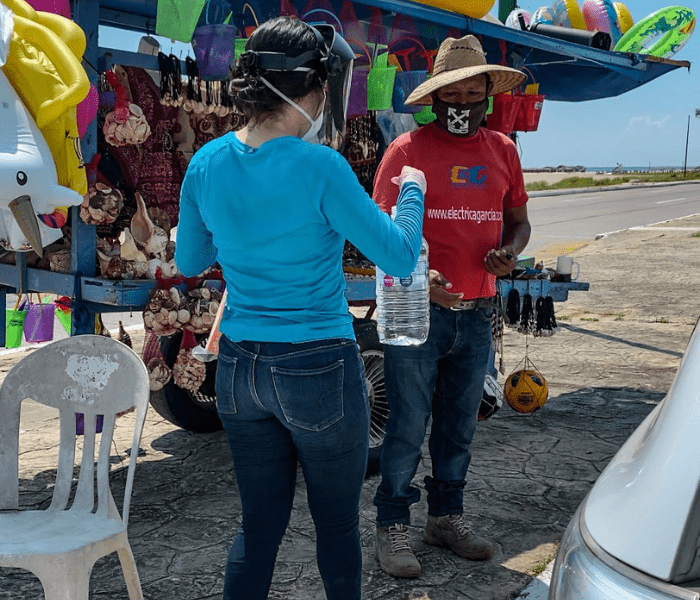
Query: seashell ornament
80,182,124,225
103,70,151,146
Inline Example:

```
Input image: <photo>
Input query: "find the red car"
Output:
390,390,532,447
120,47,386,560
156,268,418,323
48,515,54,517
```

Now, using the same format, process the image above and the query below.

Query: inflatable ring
614,2,634,33
614,5,695,58
505,8,532,29
552,0,587,30
412,0,495,19
583,0,623,44
531,5,555,26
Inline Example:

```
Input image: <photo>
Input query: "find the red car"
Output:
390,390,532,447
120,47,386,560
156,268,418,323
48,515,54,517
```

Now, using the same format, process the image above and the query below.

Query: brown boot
376,524,421,578
424,514,494,561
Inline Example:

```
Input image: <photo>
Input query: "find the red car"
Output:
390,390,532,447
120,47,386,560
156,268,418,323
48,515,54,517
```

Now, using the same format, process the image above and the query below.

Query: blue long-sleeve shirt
175,132,424,343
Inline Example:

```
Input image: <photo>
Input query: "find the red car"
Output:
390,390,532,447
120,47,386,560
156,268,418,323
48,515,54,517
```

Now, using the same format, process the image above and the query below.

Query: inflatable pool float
411,0,495,19
505,8,532,28
582,0,623,44
531,5,554,26
552,0,586,29
614,2,634,33
614,5,694,58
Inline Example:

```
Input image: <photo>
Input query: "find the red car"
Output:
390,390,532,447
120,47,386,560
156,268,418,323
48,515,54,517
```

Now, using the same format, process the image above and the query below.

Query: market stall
0,0,690,451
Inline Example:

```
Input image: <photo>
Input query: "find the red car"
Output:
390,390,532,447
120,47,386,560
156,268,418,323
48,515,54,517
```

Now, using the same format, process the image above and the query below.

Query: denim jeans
215,335,370,600
374,303,493,527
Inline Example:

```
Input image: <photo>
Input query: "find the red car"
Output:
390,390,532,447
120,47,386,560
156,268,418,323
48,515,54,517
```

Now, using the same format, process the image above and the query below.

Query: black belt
447,298,497,312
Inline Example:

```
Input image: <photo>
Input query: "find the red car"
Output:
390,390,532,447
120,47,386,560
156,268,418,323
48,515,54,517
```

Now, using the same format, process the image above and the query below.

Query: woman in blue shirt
175,16,426,600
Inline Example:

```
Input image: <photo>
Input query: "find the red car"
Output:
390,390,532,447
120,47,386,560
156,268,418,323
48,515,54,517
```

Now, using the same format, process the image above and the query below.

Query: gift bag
24,295,55,343
5,296,27,348
55,296,72,335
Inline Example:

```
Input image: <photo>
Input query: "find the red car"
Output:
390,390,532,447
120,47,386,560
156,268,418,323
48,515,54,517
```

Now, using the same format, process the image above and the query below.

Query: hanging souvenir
103,70,151,146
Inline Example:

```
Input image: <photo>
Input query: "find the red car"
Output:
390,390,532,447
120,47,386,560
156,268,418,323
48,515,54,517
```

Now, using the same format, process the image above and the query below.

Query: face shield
312,24,354,137
238,22,354,141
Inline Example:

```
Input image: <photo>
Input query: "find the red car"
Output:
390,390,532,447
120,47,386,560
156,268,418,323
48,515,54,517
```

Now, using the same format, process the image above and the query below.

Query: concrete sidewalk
2,214,699,600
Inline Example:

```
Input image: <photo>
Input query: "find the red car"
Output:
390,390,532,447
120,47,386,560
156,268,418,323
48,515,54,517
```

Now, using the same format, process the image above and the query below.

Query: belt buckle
450,299,478,312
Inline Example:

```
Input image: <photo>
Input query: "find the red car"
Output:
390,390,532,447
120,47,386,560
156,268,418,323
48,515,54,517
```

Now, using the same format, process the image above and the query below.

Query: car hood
584,318,700,583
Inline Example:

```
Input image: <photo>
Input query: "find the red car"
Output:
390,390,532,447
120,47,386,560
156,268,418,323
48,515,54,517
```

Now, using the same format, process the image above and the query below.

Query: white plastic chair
0,334,151,599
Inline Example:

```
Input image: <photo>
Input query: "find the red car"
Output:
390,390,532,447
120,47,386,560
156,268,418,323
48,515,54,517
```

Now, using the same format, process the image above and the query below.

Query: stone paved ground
1,211,699,600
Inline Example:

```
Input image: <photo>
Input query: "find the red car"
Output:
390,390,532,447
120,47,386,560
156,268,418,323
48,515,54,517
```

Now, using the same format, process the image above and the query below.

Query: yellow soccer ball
504,369,548,413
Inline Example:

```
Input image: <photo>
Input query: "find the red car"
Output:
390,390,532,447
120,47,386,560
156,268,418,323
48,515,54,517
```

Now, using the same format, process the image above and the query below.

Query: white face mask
259,76,325,143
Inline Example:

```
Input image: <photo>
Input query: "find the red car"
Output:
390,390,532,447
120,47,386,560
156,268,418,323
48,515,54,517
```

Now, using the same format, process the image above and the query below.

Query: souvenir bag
191,0,237,81
5,296,27,348
23,295,55,343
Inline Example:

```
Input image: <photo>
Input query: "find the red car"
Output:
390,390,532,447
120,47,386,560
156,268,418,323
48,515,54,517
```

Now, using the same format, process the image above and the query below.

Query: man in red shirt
373,35,531,578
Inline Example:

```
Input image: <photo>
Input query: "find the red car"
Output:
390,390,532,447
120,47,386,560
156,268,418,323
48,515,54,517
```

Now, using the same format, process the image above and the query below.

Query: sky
100,0,698,169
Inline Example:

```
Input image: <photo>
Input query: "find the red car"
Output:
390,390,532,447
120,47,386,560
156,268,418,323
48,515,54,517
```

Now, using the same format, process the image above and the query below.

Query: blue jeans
215,336,370,600
374,303,493,527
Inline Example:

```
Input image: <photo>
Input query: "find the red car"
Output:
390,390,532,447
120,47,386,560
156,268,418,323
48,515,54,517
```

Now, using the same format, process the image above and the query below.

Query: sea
587,166,687,173
524,166,693,173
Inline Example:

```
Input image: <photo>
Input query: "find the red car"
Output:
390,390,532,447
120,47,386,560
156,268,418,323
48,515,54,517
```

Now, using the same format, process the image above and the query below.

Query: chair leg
34,560,91,600
117,544,144,600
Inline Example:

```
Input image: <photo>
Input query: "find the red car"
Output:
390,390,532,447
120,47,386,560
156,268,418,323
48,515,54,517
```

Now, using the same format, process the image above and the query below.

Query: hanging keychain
492,291,506,374
505,287,520,328
518,291,534,334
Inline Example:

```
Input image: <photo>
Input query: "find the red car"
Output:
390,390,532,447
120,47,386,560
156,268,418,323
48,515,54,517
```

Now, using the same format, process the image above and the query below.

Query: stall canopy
99,0,690,102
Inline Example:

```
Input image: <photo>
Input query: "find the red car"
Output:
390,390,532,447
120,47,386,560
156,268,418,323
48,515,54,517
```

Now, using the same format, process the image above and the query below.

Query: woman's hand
429,269,464,308
391,166,427,195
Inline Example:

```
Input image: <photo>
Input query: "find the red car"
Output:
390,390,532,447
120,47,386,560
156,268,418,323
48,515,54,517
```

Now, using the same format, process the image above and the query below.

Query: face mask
301,93,325,142
259,76,325,143
432,97,490,137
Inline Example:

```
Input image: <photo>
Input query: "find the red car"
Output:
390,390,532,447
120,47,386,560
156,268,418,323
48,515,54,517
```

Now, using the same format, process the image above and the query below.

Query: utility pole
684,115,690,177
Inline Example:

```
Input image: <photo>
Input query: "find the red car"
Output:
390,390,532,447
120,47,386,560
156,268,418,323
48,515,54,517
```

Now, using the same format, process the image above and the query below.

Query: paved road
526,181,700,253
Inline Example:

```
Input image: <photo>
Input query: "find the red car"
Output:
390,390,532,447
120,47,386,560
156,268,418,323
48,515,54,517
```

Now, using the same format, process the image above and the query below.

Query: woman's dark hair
231,17,324,122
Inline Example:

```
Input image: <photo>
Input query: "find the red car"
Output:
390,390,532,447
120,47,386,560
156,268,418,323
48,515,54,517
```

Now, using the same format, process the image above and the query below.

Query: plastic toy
552,0,587,29
0,70,82,254
2,0,90,196
582,0,623,45
614,5,695,58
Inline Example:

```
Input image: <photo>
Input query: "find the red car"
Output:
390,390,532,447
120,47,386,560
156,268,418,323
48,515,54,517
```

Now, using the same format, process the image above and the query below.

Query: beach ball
504,369,549,413
614,2,634,33
552,0,587,29
531,6,555,26
583,0,623,44
505,8,532,29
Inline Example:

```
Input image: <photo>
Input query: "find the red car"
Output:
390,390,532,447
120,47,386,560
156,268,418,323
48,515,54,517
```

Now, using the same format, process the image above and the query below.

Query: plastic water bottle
376,232,430,346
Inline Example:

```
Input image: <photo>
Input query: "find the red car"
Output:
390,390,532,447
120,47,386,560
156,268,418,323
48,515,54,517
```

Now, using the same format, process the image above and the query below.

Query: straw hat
405,35,527,105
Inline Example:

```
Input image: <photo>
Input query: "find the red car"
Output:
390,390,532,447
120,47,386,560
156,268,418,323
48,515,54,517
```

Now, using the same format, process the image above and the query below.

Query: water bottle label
399,276,413,287
383,275,395,287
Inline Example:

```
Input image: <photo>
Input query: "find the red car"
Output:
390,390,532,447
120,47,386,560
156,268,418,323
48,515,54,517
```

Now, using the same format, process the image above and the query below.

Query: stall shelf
0,0,684,346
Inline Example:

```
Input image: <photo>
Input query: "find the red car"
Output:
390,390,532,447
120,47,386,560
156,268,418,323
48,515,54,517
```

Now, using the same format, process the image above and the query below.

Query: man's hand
484,246,518,277
429,269,464,308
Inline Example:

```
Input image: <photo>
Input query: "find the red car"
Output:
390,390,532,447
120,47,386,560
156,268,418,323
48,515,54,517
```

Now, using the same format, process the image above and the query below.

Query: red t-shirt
373,123,528,299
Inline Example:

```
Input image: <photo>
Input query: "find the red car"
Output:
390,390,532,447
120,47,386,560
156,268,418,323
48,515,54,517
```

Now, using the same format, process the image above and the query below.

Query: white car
548,318,700,600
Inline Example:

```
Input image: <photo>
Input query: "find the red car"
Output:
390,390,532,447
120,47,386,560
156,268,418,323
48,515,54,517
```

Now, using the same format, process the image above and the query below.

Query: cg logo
451,165,487,186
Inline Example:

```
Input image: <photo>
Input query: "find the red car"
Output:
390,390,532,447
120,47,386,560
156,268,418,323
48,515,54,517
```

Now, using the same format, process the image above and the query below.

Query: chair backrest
0,335,150,526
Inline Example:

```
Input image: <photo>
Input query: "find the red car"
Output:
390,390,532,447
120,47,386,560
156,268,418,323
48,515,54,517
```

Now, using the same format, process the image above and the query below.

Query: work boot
424,514,494,561
376,524,421,578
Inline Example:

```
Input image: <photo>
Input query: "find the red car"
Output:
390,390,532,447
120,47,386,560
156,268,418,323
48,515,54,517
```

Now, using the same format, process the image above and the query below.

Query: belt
449,297,496,312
